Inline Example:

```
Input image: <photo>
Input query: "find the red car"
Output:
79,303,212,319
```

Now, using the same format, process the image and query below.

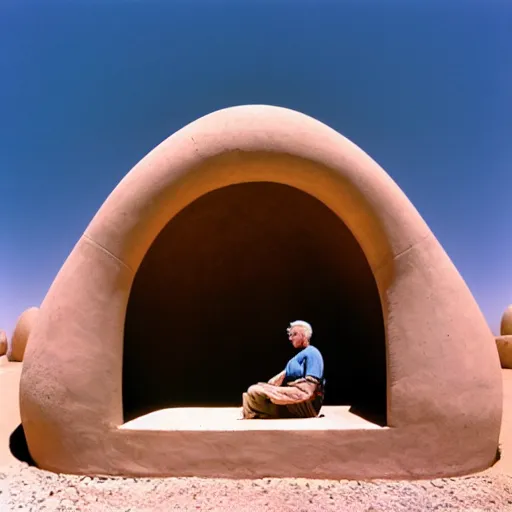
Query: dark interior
123,182,386,424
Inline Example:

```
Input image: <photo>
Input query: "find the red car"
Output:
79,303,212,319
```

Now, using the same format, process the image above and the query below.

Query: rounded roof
85,104,430,274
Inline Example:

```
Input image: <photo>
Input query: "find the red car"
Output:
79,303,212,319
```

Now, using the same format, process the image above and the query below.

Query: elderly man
242,320,325,419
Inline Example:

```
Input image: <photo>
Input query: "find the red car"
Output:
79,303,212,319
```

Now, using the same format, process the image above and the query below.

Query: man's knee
247,384,265,396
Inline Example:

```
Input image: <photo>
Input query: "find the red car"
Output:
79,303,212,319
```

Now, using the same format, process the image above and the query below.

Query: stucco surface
9,307,38,362
19,105,502,479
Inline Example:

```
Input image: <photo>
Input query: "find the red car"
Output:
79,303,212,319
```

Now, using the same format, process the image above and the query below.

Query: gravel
1,463,511,511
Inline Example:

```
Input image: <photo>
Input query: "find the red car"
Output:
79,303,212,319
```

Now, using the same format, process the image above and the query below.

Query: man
242,320,325,419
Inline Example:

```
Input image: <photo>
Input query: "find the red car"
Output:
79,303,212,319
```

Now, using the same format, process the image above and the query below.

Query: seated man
242,320,325,419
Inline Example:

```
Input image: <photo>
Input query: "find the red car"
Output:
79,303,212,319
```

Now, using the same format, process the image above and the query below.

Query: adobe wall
19,105,502,478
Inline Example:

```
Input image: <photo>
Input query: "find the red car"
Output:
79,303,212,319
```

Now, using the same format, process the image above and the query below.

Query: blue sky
1,0,511,337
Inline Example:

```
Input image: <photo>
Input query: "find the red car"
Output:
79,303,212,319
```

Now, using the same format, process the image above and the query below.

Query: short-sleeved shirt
284,345,324,384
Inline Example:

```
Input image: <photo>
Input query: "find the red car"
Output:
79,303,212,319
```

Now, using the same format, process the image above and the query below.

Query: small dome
500,305,512,336
10,307,39,362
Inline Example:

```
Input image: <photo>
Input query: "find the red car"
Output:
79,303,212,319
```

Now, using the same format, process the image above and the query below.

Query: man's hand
268,370,285,386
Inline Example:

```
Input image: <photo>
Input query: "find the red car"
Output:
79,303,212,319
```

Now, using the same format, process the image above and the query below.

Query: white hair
288,320,313,340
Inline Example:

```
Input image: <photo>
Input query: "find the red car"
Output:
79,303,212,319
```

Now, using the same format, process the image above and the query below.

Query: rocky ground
1,462,511,511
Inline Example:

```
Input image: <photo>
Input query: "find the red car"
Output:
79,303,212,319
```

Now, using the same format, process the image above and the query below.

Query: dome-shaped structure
10,307,39,362
496,305,512,368
19,105,502,479
501,305,512,336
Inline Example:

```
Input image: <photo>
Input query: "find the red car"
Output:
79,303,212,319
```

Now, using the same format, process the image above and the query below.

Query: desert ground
1,357,511,511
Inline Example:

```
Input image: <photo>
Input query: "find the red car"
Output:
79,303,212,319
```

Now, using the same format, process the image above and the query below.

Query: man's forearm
268,370,286,386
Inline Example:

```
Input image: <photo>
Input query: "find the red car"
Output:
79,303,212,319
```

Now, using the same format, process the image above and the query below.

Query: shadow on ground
348,404,387,427
9,424,35,466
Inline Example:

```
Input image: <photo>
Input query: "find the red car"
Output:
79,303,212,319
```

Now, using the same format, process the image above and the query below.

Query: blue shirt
284,345,324,383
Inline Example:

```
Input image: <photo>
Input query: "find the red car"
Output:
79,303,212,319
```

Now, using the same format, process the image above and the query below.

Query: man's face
288,326,306,349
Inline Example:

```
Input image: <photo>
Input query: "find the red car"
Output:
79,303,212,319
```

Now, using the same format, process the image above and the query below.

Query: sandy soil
1,464,511,511
1,359,511,511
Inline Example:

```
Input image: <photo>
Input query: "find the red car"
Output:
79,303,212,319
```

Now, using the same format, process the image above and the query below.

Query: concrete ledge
120,406,386,431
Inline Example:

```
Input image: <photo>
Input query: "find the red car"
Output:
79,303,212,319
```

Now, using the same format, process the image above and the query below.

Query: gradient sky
1,0,511,338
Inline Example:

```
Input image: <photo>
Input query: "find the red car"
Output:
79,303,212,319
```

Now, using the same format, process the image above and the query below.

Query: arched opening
123,182,386,424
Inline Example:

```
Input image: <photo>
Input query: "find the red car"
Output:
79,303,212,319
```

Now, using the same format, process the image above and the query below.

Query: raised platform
120,405,386,431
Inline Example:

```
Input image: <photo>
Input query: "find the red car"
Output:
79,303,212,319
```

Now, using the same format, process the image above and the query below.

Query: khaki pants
242,380,322,419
